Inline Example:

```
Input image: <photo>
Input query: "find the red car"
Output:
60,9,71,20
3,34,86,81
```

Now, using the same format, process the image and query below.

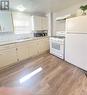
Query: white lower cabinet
16,38,49,61
0,38,49,68
16,41,29,61
38,38,49,54
28,40,39,57
0,44,17,68
28,38,49,57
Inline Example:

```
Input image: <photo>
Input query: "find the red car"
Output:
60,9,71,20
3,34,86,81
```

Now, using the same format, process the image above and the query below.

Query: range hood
56,14,71,21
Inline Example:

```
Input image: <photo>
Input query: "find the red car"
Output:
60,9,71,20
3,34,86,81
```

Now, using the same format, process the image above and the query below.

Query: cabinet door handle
16,48,18,51
17,58,19,62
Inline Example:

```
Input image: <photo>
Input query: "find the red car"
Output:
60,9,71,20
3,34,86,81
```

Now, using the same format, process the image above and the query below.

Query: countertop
0,36,49,46
51,36,65,39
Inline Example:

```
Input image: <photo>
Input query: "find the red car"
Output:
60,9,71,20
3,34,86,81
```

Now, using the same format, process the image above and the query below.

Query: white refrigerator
65,15,87,71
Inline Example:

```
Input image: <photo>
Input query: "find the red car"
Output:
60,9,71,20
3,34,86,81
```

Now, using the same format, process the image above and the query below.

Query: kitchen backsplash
56,31,65,36
0,32,34,42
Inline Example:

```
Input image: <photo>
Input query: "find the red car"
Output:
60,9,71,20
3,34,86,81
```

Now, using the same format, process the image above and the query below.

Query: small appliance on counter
33,30,48,37
50,31,65,59
34,32,47,37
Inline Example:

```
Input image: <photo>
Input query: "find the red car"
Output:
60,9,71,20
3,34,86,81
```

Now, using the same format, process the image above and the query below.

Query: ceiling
9,0,86,15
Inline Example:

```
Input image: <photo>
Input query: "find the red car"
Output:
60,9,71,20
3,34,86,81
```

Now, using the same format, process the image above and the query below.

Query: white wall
53,0,87,36
47,13,53,36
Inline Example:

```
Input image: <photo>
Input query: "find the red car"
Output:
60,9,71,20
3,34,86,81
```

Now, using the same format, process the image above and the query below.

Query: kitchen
0,0,87,95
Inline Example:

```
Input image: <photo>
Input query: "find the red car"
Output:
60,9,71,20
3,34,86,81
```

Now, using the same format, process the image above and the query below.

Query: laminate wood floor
0,53,87,95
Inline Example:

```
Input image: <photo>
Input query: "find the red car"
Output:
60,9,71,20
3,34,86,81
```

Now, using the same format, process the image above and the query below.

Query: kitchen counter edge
0,36,49,46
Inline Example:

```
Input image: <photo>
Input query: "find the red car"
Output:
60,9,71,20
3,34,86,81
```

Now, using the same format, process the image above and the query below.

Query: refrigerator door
65,34,87,71
66,15,87,33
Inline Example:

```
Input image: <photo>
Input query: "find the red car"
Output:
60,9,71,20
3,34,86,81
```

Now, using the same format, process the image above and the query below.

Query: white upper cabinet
0,11,13,32
32,16,41,31
41,17,48,30
32,16,48,31
66,15,87,33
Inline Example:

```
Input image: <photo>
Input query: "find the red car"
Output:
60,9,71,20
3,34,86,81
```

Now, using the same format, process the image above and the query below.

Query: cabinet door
28,40,39,57
66,15,87,33
41,17,48,30
16,42,29,61
32,16,42,30
0,47,17,68
38,38,49,54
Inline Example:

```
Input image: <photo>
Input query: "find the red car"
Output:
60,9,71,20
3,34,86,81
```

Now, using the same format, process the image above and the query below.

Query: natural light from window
13,12,32,34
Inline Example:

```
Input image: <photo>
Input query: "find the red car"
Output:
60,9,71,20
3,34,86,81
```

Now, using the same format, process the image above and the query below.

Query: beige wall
53,0,87,36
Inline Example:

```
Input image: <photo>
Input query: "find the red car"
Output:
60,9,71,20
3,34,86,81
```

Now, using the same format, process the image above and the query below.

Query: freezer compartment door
66,15,87,33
